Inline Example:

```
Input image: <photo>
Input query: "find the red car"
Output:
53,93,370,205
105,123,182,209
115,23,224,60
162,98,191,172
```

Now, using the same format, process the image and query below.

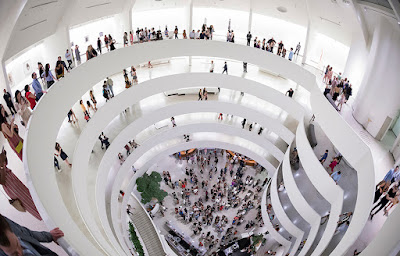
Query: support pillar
188,0,193,66
302,0,312,65
248,6,253,33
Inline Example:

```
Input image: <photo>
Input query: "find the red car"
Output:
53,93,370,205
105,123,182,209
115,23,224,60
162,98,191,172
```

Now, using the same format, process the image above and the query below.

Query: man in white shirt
195,30,200,39
189,30,195,39
210,60,214,73
65,49,73,70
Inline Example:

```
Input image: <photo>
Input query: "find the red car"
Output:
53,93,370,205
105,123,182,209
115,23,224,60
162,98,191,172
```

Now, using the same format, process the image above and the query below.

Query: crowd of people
322,66,353,111
152,149,269,254
1,21,393,256
370,166,400,220
246,31,301,62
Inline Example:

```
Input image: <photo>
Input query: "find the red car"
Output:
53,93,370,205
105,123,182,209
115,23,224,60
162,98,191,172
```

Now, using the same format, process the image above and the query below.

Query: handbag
1,188,26,212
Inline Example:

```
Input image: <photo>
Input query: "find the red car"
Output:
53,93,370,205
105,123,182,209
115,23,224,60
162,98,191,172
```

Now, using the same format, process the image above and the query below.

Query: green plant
136,171,168,204
129,221,145,256
252,234,263,246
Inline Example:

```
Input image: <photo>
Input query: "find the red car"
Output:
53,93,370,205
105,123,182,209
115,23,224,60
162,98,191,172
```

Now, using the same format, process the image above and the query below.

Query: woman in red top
328,157,339,174
24,84,36,110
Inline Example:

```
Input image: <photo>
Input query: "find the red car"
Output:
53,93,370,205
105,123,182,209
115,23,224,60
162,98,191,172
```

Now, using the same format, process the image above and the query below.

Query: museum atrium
0,0,400,255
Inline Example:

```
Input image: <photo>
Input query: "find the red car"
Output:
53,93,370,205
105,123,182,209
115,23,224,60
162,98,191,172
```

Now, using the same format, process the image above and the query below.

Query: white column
1,61,11,93
188,0,193,66
353,16,400,139
301,0,312,65
301,20,312,65
248,7,253,33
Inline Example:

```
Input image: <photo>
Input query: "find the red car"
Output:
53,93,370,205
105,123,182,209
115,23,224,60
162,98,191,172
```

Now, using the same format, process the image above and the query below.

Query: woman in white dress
14,90,32,127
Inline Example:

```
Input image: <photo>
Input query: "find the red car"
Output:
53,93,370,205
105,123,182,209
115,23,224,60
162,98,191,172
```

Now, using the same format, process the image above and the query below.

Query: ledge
281,146,321,256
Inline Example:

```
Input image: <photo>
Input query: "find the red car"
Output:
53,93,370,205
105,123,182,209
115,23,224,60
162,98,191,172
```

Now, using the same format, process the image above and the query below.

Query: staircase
130,197,166,256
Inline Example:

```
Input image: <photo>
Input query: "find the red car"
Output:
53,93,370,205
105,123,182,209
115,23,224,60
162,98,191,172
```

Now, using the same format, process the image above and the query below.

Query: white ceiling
3,0,129,61
2,0,388,61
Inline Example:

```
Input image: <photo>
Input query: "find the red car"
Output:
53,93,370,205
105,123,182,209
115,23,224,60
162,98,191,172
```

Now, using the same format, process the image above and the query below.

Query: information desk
177,149,196,158
165,221,206,256
226,150,257,166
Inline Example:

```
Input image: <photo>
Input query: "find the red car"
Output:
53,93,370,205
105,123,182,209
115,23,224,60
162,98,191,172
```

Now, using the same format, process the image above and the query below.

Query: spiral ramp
23,40,376,256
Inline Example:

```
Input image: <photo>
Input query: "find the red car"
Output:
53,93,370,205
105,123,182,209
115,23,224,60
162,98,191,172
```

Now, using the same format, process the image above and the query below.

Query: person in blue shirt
31,72,46,101
383,166,399,184
288,47,294,61
319,150,329,164
331,170,342,185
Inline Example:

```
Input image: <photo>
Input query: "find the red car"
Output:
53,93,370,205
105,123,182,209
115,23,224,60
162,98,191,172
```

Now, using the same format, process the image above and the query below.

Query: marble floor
0,43,396,256
140,149,269,255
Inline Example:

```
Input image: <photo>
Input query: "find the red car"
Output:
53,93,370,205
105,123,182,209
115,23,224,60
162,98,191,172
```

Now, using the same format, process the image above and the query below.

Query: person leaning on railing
0,213,64,256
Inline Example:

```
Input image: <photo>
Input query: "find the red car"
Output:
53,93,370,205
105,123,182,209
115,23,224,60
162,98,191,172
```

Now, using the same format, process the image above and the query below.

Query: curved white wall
281,146,320,256
71,74,302,255
295,119,343,255
270,171,304,255
24,40,374,255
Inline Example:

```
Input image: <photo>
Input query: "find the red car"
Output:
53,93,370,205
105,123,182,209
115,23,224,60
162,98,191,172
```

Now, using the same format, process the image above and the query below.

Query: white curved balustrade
270,171,304,255
24,40,374,255
295,119,344,255
260,184,291,256
73,75,302,254
281,146,321,256
74,76,299,255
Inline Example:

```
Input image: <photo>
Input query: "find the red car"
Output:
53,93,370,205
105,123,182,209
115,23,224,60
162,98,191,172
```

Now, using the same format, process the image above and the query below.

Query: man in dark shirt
55,56,69,79
246,31,252,46
3,89,16,115
97,37,102,54
286,88,294,98
345,84,352,102
267,37,276,52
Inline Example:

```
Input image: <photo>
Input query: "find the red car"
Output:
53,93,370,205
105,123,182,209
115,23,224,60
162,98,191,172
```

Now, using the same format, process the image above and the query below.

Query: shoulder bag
1,188,26,212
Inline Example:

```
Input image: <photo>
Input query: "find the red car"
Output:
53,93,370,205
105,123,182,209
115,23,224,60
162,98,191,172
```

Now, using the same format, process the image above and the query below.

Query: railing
24,40,374,255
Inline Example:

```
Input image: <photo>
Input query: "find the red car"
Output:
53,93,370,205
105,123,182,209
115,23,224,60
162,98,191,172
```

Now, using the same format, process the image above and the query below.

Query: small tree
136,172,168,204
252,234,264,247
128,222,145,256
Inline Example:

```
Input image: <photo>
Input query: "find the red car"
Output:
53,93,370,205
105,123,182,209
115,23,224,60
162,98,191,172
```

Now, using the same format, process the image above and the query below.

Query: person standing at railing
41,64,57,89
65,49,73,69
0,213,64,256
247,31,252,46
2,90,16,116
74,45,81,65
55,56,69,80
288,48,294,61
174,26,178,39
14,90,31,127
104,34,109,51
294,42,301,56
24,85,36,110
31,73,46,101
86,45,97,61
123,32,128,47
97,37,102,54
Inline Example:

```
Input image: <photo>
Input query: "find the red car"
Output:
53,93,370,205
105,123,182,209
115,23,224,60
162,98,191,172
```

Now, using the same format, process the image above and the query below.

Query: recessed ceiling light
277,6,287,13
